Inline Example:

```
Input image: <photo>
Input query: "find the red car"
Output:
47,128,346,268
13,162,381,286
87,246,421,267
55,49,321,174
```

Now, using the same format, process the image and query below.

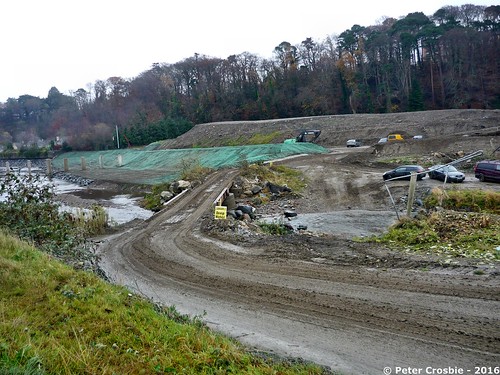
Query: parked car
474,160,500,182
377,137,388,144
412,135,424,140
346,139,362,147
383,165,426,181
387,134,404,142
427,165,465,183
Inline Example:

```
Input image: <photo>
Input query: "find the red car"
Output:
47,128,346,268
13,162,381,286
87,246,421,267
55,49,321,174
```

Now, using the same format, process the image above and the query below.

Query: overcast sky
1,0,496,102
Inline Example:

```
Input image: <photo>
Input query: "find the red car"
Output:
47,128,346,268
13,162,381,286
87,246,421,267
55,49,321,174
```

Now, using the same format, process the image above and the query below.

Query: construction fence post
46,159,53,177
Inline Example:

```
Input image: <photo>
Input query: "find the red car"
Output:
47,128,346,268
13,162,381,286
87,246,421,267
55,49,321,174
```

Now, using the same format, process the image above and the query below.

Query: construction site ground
61,109,500,374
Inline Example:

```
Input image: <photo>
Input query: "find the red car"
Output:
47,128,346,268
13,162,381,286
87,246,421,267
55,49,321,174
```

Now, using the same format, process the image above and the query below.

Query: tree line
0,4,498,151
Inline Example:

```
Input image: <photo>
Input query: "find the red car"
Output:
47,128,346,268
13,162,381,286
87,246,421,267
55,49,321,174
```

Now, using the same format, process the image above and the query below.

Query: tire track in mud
98,168,500,374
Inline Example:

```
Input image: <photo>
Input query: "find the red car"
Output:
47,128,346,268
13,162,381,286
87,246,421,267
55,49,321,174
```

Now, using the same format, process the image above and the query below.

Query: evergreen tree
408,79,425,111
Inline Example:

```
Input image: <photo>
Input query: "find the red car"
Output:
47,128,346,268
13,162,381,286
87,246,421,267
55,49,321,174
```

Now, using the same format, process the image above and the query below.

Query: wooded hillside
0,4,498,151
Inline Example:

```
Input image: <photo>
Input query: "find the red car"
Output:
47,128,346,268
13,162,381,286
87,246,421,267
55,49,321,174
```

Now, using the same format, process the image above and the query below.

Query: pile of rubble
157,175,307,238
158,179,199,204
220,175,299,223
52,171,94,186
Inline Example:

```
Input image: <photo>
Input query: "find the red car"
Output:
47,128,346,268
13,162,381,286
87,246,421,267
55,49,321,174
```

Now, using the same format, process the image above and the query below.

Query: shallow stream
54,179,153,225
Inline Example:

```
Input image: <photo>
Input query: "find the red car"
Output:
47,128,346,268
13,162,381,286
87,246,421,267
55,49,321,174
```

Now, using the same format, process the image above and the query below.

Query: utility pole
115,125,120,149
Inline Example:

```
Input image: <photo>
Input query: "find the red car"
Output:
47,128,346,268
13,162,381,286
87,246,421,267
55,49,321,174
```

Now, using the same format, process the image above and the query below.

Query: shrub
71,205,110,236
424,187,500,214
370,189,500,261
374,210,500,261
142,183,171,211
239,163,307,193
0,173,80,254
381,217,440,245
180,158,213,181
258,222,293,235
0,172,100,267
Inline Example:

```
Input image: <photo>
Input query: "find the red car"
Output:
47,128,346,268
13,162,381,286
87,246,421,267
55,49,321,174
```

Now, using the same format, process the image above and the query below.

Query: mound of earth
157,109,500,155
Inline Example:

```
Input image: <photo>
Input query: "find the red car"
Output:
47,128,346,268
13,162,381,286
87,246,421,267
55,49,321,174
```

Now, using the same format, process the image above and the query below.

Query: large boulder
236,204,256,219
222,193,237,210
170,180,191,194
160,190,174,203
266,182,292,195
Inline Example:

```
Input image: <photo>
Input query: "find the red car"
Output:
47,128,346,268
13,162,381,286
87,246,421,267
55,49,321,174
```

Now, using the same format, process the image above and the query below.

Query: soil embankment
157,109,500,152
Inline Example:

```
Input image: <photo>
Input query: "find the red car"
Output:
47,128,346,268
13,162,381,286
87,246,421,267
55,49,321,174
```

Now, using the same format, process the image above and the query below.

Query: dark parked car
474,160,500,182
383,165,426,181
427,165,465,183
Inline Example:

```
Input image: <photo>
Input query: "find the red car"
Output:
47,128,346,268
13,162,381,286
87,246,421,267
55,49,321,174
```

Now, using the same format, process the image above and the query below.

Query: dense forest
0,4,498,152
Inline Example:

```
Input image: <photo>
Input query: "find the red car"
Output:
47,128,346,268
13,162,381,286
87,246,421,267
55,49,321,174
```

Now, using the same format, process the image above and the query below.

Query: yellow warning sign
214,205,227,220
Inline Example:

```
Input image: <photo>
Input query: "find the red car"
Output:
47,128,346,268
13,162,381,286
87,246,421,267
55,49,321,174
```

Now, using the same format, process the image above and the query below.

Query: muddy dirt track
97,147,500,374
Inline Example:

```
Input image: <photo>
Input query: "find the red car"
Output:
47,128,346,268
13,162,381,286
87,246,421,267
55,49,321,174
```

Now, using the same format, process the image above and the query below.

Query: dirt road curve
98,168,500,374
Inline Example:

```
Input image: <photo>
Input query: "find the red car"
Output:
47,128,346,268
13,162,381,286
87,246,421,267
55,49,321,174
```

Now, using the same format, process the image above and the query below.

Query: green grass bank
0,231,328,375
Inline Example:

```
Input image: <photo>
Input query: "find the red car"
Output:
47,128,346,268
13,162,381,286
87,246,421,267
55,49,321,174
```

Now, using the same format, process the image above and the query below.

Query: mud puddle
260,209,398,238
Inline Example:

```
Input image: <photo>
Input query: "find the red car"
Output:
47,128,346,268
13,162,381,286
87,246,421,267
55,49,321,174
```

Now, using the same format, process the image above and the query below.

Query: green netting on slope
52,143,327,184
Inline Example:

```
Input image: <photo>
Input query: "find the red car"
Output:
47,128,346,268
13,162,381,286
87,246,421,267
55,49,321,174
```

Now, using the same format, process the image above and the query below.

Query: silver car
377,137,388,144
346,139,362,147
428,165,465,183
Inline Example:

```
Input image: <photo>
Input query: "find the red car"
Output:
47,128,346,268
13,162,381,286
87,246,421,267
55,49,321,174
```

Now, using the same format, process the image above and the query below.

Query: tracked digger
284,130,321,144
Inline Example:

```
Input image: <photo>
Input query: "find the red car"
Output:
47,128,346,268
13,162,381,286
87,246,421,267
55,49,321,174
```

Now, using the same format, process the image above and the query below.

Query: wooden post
406,172,417,216
81,157,87,170
99,154,104,168
63,158,69,172
5,161,10,174
46,159,53,177
117,154,123,167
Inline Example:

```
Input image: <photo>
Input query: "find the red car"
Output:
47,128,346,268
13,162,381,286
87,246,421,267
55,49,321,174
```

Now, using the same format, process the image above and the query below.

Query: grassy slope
0,232,326,375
